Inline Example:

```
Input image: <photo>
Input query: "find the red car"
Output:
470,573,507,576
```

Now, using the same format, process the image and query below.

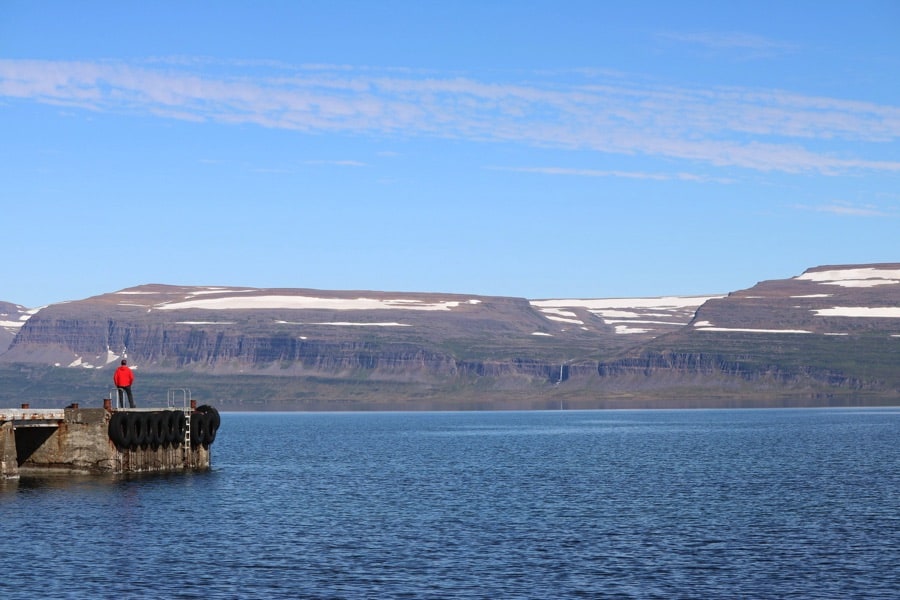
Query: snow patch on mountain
156,295,483,312
797,267,900,287
532,296,720,335
813,307,900,317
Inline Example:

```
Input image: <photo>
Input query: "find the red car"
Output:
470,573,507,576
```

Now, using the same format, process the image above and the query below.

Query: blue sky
1,1,898,307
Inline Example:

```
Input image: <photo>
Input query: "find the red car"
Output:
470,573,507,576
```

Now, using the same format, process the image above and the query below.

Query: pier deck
1,403,217,479
0,409,66,424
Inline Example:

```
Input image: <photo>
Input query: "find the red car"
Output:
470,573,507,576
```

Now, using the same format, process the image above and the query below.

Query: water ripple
2,408,900,598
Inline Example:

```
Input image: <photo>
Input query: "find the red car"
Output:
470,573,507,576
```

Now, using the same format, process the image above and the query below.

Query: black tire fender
124,413,136,448
205,416,218,446
130,412,147,449
145,413,157,448
197,405,221,430
173,411,186,445
108,412,129,448
197,405,220,446
190,412,206,447
164,411,179,446
150,412,167,449
201,413,214,448
156,412,169,447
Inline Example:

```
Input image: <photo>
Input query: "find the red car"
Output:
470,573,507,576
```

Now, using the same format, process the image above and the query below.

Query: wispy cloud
303,159,367,167
1,58,898,175
487,166,732,183
794,201,896,217
658,31,797,58
657,31,798,61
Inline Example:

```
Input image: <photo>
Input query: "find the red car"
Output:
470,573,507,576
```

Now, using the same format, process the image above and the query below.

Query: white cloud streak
303,159,367,167
658,31,798,57
793,202,897,218
488,165,732,183
2,58,898,175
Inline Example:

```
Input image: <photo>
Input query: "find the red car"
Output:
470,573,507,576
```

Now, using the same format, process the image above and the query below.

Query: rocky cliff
2,285,609,371
593,264,900,399
1,264,898,409
0,302,30,354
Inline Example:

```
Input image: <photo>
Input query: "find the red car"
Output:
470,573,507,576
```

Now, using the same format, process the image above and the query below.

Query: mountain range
1,263,898,410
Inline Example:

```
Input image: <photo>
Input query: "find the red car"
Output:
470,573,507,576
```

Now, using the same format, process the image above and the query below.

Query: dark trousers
117,386,135,408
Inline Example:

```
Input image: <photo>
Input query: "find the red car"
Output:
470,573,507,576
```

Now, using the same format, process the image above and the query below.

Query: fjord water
2,408,899,599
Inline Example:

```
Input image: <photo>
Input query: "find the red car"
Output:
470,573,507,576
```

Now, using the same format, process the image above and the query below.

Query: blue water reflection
2,408,899,598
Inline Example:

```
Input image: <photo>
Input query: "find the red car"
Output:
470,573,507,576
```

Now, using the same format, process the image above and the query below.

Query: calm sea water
2,408,899,599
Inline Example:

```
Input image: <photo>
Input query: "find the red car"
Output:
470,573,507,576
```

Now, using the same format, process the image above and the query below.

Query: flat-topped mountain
0,301,32,353
692,265,900,335
1,264,897,409
590,264,900,404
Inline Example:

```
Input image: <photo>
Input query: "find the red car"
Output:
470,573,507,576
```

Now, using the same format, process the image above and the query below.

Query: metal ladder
167,388,192,449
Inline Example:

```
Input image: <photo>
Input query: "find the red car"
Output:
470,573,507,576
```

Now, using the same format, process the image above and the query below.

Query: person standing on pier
114,359,136,408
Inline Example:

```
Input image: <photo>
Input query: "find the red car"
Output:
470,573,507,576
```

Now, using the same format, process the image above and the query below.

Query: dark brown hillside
0,284,617,383
0,301,29,353
593,264,900,399
1,264,898,409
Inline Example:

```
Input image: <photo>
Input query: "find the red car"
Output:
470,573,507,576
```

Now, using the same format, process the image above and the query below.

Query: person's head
121,360,127,366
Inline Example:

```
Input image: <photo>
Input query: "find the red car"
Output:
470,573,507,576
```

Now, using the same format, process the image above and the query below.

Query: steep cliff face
595,264,900,394
1,264,898,408
690,265,900,335
0,302,30,354
597,351,869,389
1,285,612,385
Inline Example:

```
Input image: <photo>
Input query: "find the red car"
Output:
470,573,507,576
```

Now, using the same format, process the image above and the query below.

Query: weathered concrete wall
3,408,211,477
1,421,17,478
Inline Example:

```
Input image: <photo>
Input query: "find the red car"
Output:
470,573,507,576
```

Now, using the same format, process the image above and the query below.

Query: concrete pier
1,405,218,479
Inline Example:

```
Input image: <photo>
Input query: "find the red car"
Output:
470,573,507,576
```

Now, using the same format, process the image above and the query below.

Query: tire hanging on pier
110,410,198,451
203,414,216,447
149,412,167,449
109,408,218,451
173,411,186,445
157,413,169,447
164,410,182,446
145,413,156,448
190,412,207,447
129,412,147,449
197,405,220,447
108,412,131,449
197,405,220,430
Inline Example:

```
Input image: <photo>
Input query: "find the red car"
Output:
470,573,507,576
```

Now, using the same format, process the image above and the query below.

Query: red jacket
114,365,134,387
